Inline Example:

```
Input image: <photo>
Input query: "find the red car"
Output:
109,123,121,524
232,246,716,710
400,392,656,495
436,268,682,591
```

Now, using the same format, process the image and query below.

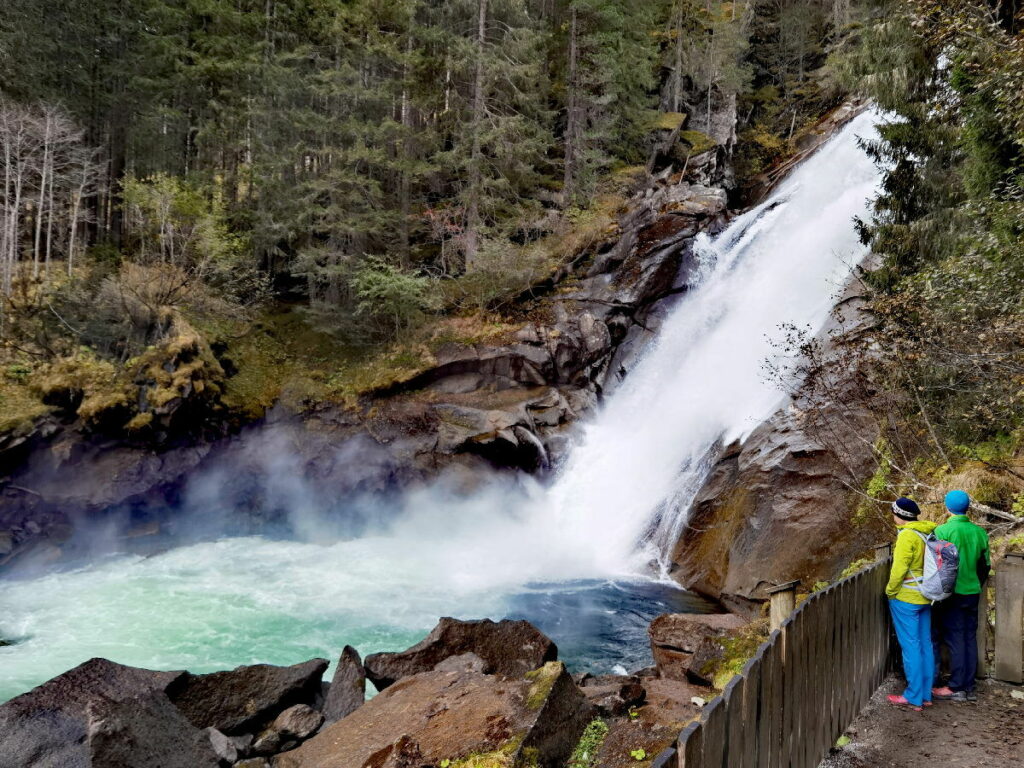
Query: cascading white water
0,110,883,702
539,108,884,574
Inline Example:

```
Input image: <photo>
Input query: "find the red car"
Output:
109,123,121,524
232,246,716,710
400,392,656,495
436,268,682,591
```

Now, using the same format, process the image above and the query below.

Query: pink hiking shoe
932,686,954,700
887,694,923,712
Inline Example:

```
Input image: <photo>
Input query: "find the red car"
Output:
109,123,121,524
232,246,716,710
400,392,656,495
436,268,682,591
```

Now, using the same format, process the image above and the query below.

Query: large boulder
275,661,591,768
669,292,886,602
364,617,557,691
86,690,220,768
321,645,365,724
648,613,748,686
0,657,185,768
168,658,328,735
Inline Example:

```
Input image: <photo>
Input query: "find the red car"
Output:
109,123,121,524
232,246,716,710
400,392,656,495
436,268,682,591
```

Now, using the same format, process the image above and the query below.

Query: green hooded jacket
935,514,991,595
885,520,939,604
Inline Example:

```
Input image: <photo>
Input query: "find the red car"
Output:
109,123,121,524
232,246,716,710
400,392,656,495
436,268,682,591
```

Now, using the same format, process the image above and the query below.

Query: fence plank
738,655,759,767
701,695,727,768
764,632,784,768
679,719,702,768
782,618,798,768
724,674,744,768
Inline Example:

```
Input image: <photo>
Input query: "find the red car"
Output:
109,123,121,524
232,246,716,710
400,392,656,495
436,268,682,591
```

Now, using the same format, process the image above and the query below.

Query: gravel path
820,677,1024,767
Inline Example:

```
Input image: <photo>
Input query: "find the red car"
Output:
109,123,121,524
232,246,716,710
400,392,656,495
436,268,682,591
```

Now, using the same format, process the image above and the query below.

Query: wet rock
579,675,647,717
372,735,426,768
86,690,219,768
275,661,590,768
272,704,324,741
669,291,883,601
321,645,366,724
433,652,488,675
364,617,557,691
0,658,186,768
205,727,238,764
235,760,270,768
648,613,748,685
168,658,328,735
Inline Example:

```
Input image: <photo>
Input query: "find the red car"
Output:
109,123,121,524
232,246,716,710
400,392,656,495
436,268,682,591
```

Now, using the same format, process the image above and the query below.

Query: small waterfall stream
0,111,883,702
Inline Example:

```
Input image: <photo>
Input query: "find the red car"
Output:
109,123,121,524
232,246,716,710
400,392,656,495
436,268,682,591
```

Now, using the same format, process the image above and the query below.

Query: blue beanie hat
892,497,921,520
945,490,970,515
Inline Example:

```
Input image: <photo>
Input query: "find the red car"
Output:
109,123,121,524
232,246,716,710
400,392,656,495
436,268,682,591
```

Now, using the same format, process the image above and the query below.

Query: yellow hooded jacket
885,520,939,604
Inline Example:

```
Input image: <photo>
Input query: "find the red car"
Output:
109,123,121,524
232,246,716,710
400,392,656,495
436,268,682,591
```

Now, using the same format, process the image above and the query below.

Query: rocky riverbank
0,615,759,768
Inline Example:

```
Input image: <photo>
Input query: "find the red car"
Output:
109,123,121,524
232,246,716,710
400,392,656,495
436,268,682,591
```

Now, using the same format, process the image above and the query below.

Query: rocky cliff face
668,293,888,607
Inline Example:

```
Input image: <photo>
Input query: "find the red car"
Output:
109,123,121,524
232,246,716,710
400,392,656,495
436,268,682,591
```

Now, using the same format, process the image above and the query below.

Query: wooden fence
648,550,1024,768
658,557,893,768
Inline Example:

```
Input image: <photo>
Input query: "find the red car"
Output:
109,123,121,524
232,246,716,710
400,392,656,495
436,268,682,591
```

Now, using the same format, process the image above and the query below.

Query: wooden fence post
767,581,799,632
994,553,1024,684
874,543,891,563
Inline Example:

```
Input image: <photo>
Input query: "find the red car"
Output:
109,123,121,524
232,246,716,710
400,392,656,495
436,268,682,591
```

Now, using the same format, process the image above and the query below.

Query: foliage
567,719,609,768
350,258,435,341
836,0,1024,468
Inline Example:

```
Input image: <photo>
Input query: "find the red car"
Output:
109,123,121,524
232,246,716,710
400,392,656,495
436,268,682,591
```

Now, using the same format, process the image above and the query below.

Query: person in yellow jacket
884,497,938,710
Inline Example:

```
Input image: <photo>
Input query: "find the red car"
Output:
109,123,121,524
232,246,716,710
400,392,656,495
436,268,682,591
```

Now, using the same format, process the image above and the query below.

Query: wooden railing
648,549,1024,768
655,556,893,768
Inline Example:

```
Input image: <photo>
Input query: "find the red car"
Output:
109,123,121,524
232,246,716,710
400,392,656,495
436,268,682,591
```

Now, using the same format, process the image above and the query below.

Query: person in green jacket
932,490,991,702
885,497,939,710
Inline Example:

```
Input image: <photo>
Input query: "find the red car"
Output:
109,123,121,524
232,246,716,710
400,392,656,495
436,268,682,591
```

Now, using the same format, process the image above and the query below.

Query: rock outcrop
0,658,186,768
276,661,591,768
168,658,328,735
364,617,558,691
669,293,887,603
648,613,748,686
85,690,220,768
321,645,365,724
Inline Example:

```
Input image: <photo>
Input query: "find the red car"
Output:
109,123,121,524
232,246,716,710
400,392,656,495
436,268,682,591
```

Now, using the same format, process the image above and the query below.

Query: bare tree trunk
563,4,580,206
45,156,57,278
464,0,488,272
399,30,413,263
33,113,53,278
672,4,685,113
1,109,12,294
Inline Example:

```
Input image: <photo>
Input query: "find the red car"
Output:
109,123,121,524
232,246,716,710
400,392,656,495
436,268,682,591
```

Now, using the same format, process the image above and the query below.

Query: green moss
855,438,894,525
701,620,770,691
448,734,526,768
524,661,563,710
649,111,687,131
567,719,609,768
677,130,718,156
0,377,51,434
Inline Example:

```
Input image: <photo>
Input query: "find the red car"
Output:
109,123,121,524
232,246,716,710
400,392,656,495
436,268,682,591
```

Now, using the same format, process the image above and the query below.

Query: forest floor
820,676,1024,767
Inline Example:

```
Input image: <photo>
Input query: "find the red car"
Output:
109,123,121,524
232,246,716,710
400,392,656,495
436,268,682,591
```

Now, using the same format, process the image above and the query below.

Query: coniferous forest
0,2,843,351
1,0,1024,517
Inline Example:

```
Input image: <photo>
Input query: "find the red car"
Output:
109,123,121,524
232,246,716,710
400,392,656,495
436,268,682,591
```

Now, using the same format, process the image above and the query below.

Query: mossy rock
647,111,687,132
675,130,718,158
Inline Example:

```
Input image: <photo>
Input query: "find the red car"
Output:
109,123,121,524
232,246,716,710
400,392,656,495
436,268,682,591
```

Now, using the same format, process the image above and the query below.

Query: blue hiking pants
889,599,934,706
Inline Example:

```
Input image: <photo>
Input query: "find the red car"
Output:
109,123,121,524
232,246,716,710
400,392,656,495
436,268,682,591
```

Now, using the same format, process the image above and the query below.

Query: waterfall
535,108,883,573
0,110,883,702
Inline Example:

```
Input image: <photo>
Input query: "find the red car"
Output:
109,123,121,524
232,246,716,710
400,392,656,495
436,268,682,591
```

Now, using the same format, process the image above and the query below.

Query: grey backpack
906,530,959,602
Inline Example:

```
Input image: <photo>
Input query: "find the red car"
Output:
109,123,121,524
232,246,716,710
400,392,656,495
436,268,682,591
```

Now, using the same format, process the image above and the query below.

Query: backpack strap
901,529,929,588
